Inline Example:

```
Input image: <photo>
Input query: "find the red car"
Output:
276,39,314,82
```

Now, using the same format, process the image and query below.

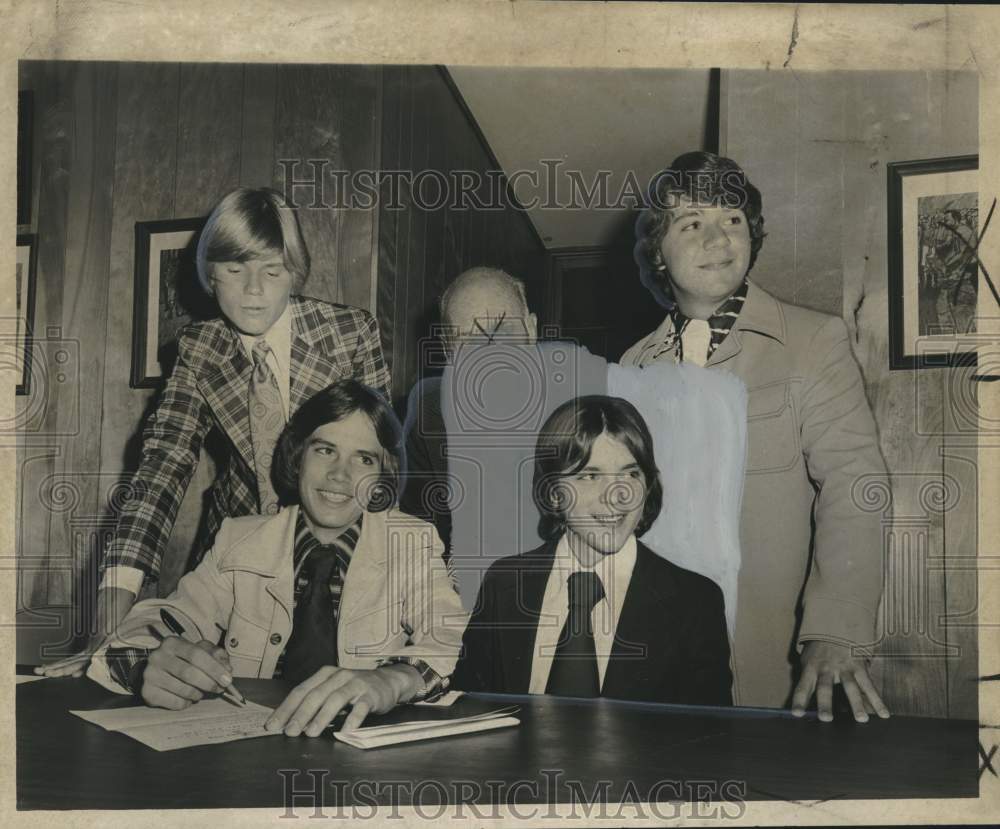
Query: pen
159,608,247,707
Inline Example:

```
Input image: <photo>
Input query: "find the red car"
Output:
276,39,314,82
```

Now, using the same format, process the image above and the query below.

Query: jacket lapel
604,542,673,696
262,513,297,629
289,297,346,413
706,326,743,367
189,321,256,470
497,543,555,692
216,506,299,629
337,510,389,635
707,280,786,369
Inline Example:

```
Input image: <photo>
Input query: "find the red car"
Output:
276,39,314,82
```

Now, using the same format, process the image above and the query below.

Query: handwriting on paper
71,697,279,752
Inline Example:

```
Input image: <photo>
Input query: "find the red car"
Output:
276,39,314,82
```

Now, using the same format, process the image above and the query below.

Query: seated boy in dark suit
453,394,732,705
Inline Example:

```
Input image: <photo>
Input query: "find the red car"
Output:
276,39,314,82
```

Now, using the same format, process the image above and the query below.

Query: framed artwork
131,217,208,388
17,90,32,226
15,234,38,395
887,154,979,370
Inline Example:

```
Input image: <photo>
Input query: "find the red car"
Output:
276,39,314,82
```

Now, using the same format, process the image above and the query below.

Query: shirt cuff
106,645,152,695
377,656,449,702
99,566,145,597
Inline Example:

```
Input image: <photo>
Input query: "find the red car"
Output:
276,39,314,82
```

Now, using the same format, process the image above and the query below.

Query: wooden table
16,676,977,811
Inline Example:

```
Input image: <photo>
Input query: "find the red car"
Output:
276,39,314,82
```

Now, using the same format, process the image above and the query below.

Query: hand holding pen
138,608,247,711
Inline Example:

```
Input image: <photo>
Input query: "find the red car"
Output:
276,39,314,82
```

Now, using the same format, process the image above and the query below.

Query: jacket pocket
224,611,269,676
745,381,800,474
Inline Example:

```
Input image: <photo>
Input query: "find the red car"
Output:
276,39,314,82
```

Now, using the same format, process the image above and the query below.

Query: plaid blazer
102,296,391,584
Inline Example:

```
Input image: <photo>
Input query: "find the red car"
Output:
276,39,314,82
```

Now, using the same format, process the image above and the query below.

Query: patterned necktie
248,338,285,515
545,570,606,697
281,540,353,684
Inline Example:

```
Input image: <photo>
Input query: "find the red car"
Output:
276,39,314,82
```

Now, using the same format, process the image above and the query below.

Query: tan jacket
89,507,468,693
622,281,887,707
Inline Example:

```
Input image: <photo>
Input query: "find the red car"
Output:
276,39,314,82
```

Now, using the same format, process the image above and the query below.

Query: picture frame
15,234,38,395
131,217,208,388
887,154,979,370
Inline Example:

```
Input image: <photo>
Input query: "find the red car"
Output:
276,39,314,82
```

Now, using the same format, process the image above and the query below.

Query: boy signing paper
89,380,466,736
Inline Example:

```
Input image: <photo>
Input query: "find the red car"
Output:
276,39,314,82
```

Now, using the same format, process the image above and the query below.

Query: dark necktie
248,338,285,515
545,570,606,697
281,544,350,684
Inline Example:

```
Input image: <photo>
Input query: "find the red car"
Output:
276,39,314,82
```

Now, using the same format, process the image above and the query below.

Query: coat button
270,633,282,645
229,637,239,648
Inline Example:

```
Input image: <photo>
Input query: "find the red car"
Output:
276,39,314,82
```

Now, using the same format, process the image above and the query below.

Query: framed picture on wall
887,154,979,370
131,217,209,388
15,234,38,395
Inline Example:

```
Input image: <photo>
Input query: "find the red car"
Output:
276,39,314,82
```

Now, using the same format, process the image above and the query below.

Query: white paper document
334,706,519,749
71,697,279,752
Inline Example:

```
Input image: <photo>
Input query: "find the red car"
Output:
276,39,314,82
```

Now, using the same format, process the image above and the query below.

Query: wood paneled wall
724,69,980,719
377,66,547,404
273,64,380,311
17,62,382,608
546,245,664,362
17,61,544,615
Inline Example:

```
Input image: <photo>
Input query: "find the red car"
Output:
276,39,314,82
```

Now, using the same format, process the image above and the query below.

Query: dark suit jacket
102,296,391,584
453,540,733,706
399,377,451,551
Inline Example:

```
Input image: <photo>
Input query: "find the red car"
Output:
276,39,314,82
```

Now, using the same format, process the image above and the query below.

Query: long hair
272,380,403,512
533,395,663,542
196,187,310,294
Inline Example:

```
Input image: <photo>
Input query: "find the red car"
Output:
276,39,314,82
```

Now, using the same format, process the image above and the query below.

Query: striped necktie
281,522,360,684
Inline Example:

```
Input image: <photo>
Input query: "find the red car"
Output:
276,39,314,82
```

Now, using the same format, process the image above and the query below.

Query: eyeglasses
445,313,534,344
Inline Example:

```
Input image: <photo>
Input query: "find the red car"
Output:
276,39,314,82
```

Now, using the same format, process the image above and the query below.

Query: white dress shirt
527,533,638,694
680,318,711,367
101,303,293,597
